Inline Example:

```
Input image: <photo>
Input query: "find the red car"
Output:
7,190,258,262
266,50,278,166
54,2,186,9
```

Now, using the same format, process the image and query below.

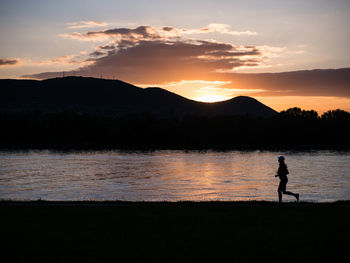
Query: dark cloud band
25,40,260,83
0,58,18,66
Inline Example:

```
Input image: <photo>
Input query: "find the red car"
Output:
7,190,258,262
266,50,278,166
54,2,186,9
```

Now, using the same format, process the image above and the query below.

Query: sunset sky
1,0,349,113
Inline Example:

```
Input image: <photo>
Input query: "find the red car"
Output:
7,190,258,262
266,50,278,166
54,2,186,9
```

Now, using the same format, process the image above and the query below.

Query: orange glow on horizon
258,96,350,114
139,80,350,114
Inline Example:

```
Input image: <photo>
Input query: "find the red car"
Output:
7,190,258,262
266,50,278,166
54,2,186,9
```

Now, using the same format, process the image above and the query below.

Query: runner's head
278,156,285,163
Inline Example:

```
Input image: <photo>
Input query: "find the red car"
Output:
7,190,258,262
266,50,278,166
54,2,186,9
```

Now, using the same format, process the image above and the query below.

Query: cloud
67,20,108,29
162,26,175,32
98,44,115,50
36,53,92,66
89,50,105,57
218,69,350,98
180,23,257,36
60,25,180,43
0,58,19,67
25,40,263,83
60,24,256,42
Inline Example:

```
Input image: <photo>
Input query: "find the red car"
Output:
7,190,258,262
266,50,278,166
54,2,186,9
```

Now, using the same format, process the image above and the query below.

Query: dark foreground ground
2,201,350,262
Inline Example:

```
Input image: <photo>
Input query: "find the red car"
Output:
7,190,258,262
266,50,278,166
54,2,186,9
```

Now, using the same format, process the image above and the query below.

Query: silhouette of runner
275,156,299,202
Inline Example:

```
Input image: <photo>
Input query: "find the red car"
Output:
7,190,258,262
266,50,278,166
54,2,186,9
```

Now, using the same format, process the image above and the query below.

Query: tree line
0,107,349,149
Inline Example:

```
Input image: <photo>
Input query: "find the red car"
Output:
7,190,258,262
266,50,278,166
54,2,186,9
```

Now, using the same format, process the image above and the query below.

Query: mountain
0,76,277,117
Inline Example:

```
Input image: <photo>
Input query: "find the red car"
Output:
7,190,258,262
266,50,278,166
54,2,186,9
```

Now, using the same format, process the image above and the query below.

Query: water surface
0,150,349,202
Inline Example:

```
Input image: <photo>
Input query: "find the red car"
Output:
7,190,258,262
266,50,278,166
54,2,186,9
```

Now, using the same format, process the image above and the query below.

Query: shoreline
1,199,350,205
1,144,350,151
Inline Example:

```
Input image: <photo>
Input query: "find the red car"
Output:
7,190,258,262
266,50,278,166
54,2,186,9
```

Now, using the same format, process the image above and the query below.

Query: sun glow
195,94,229,103
140,80,267,103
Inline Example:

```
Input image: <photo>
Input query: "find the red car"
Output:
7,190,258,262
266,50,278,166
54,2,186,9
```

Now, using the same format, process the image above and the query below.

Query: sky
1,0,350,113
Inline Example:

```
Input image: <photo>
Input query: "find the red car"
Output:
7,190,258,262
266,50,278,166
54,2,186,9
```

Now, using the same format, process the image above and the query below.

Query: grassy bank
2,201,350,262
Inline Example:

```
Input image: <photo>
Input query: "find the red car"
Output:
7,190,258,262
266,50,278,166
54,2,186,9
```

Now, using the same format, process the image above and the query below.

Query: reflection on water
0,150,349,202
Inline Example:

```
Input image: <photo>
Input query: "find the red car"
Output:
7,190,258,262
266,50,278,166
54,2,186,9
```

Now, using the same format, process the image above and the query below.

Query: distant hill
0,77,277,117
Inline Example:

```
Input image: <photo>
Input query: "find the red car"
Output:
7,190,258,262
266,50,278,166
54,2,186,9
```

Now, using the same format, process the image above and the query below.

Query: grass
1,201,350,262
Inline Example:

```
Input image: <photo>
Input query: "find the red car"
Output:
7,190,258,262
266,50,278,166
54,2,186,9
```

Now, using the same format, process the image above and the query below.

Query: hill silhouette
0,76,277,117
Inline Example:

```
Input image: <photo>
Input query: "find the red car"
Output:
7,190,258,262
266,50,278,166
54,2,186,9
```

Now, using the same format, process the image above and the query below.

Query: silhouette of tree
321,109,350,121
279,107,319,120
0,108,349,149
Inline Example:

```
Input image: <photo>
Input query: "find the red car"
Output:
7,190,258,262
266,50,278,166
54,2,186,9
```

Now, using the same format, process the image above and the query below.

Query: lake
0,150,349,202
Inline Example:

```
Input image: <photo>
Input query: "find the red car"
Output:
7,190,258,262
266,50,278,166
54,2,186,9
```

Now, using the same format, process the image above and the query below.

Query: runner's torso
277,163,289,181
